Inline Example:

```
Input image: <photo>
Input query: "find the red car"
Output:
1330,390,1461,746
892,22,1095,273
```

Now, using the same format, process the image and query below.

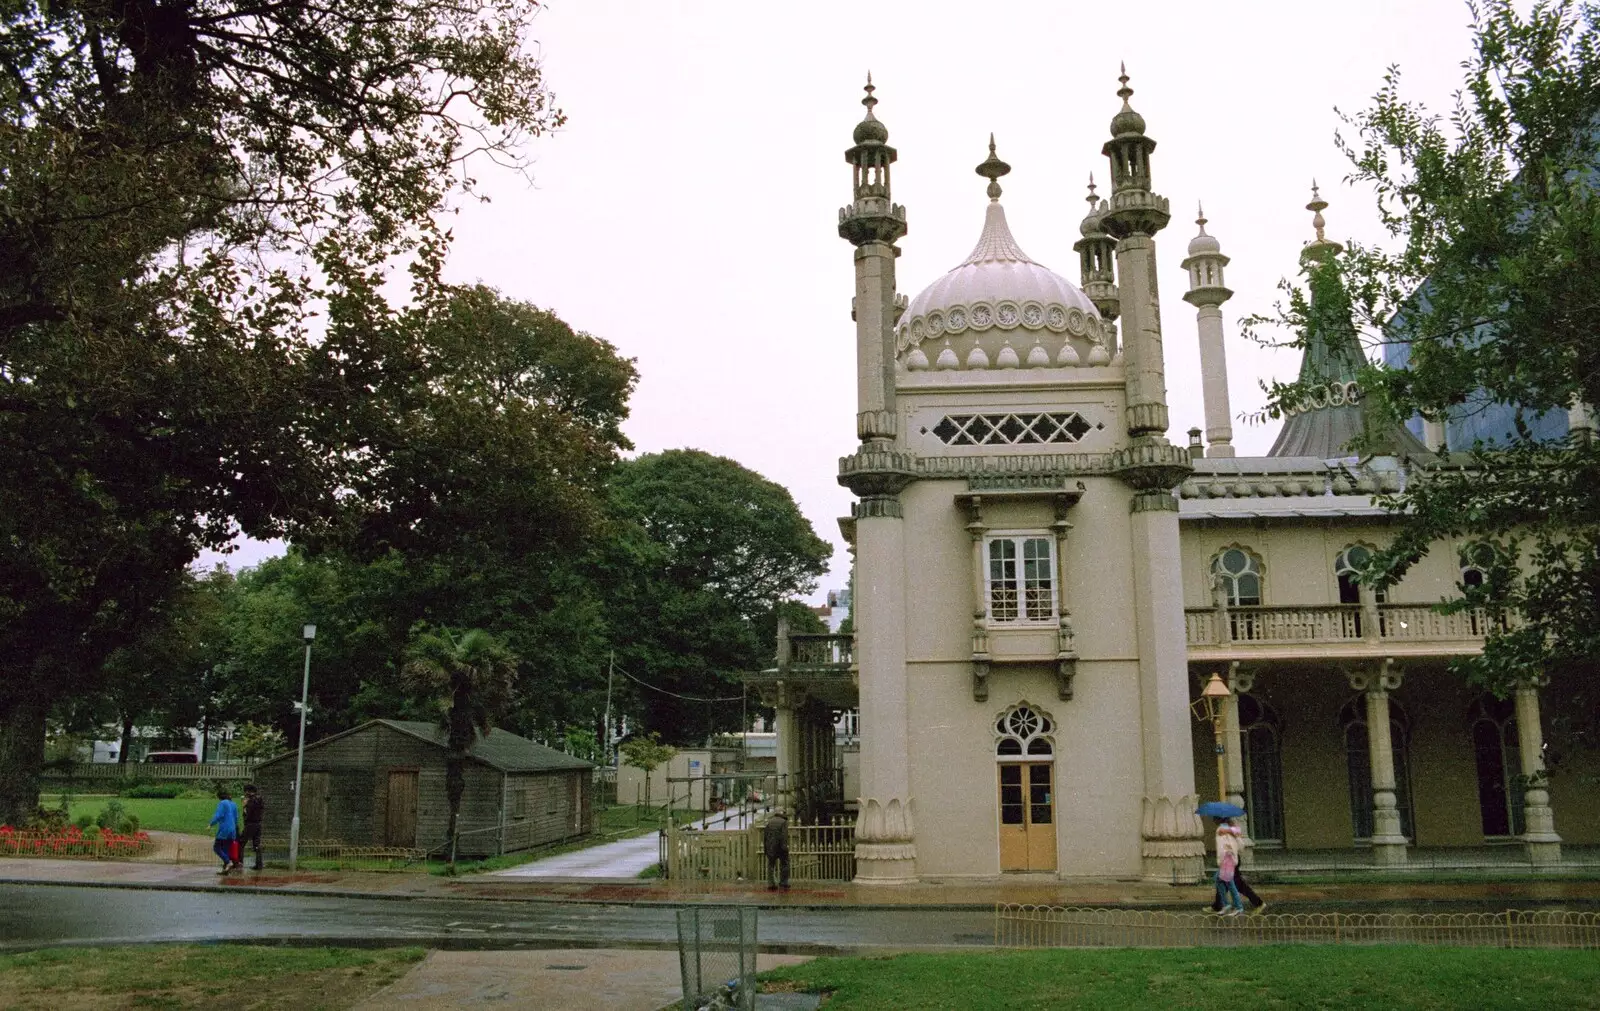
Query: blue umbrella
1196,801,1246,819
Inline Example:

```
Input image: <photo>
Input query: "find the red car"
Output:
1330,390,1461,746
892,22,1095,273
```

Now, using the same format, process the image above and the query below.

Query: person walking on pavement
241,784,265,871
1206,819,1267,915
763,808,790,891
1213,823,1246,915
208,787,240,875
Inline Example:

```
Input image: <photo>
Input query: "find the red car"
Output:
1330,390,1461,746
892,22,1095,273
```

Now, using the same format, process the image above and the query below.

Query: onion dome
1026,341,1051,368
905,346,929,370
996,340,1019,369
853,73,889,145
1187,204,1221,256
1109,63,1146,137
896,138,1107,371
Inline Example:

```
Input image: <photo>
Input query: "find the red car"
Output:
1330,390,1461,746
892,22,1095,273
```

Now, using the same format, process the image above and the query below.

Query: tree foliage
602,450,831,744
1252,0,1600,754
0,0,567,825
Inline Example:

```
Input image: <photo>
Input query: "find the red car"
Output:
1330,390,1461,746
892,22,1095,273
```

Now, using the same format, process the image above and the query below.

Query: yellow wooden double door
998,761,1056,872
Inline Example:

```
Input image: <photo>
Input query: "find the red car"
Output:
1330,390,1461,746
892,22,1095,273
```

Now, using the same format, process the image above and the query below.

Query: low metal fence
663,818,855,882
994,904,1600,949
257,837,425,871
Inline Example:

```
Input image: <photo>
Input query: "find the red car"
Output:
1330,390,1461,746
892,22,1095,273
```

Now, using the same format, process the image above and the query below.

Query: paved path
493,808,759,879
352,949,813,1011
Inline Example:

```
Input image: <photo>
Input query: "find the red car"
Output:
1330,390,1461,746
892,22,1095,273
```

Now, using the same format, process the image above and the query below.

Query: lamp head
303,623,317,642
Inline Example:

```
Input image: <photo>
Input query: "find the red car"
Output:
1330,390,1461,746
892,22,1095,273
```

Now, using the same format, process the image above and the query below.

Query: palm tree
402,627,517,867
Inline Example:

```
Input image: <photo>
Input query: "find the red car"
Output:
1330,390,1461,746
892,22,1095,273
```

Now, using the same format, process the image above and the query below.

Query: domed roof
899,200,1101,341
1187,206,1221,256
853,112,888,145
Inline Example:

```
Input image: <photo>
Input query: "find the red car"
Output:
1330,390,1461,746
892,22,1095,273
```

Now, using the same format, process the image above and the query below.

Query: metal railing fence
41,762,260,781
995,904,1600,949
663,818,856,883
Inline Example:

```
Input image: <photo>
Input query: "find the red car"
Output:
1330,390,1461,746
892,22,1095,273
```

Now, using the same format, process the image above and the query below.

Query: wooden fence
995,904,1600,949
42,762,259,781
663,819,855,882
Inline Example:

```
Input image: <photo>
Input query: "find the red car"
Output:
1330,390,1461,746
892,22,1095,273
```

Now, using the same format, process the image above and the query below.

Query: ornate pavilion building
748,73,1597,883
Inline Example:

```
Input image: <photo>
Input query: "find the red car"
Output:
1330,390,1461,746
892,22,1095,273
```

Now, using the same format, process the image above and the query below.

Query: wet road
0,885,995,951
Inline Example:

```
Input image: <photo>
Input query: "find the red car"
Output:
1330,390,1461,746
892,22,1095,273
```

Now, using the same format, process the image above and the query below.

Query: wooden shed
253,719,593,858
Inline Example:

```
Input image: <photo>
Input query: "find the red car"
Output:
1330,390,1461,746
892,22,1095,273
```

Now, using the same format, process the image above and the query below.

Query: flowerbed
0,824,152,858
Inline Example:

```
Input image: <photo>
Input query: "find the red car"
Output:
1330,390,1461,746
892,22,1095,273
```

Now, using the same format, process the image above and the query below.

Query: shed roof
257,719,593,774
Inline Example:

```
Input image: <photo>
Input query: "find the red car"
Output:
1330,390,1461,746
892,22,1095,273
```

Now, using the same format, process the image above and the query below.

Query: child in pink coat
1214,824,1245,915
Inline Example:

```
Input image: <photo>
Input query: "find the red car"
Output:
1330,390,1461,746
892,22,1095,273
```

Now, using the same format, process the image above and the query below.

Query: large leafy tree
402,627,517,865
1257,0,1600,754
0,0,565,823
602,450,831,744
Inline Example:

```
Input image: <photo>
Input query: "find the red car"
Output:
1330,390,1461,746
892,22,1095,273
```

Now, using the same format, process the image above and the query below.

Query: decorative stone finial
863,72,877,114
1308,180,1328,241
1086,174,1099,208
975,133,1011,201
1118,62,1133,104
1110,63,1146,137
1196,202,1207,233
852,73,889,146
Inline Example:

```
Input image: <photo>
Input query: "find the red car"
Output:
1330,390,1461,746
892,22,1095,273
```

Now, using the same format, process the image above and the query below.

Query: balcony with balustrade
1185,602,1508,662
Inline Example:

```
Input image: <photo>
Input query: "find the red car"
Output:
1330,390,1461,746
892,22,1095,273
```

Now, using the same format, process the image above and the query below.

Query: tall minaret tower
1097,66,1204,882
1181,205,1236,457
837,76,917,884
1074,175,1121,324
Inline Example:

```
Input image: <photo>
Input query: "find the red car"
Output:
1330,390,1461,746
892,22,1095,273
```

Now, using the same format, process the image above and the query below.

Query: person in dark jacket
762,809,790,890
1206,818,1267,914
241,784,265,871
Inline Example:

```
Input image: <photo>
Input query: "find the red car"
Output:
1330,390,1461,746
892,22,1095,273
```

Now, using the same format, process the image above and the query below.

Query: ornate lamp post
289,622,315,870
1193,672,1232,803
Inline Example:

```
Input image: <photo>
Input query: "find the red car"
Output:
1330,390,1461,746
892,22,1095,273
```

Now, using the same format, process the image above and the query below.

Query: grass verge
761,946,1600,1010
0,944,424,1011
49,796,220,835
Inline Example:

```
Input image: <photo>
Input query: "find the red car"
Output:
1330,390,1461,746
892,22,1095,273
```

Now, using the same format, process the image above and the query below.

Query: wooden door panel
998,764,1028,871
1027,764,1057,872
301,772,330,838
386,771,419,848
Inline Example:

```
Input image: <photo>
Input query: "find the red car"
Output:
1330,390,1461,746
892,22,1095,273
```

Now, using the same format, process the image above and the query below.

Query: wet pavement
493,808,757,879
0,883,996,952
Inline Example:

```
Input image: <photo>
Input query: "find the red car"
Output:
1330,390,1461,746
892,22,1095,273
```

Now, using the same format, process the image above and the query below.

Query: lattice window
931,411,1095,446
995,704,1056,758
987,535,1055,624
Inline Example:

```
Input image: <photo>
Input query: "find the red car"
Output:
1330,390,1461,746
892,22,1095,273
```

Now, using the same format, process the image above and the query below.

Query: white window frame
985,532,1057,626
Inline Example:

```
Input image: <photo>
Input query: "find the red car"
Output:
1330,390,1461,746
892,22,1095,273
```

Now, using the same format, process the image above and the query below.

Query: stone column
774,691,798,816
853,499,915,882
966,496,991,702
1514,684,1562,865
1349,660,1408,866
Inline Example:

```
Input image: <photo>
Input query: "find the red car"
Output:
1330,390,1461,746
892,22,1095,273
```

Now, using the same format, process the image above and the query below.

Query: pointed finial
1196,202,1208,234
1307,179,1329,242
862,72,878,116
975,134,1011,201
1117,62,1133,105
1086,173,1099,208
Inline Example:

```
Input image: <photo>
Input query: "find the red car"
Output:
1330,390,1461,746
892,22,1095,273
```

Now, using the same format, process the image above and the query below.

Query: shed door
300,772,331,839
385,771,419,848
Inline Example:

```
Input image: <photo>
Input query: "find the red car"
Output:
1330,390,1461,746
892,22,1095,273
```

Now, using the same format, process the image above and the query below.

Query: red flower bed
0,824,153,859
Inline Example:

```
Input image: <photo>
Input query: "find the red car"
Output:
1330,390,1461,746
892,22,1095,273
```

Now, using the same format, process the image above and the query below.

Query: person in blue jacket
208,787,240,874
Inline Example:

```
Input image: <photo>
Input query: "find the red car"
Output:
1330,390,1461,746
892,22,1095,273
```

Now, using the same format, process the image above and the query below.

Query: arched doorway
995,703,1056,873
1237,694,1285,846
1469,695,1525,838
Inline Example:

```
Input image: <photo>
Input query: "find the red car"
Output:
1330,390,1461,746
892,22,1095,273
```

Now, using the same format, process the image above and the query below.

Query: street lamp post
288,623,315,871
1196,672,1233,804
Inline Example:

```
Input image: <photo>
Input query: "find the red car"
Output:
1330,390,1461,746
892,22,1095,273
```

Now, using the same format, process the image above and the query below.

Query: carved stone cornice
1346,657,1402,693
1112,436,1193,491
837,447,917,499
838,202,908,246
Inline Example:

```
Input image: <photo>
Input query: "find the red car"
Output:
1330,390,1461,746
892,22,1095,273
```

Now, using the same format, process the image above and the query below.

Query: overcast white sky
220,0,1482,595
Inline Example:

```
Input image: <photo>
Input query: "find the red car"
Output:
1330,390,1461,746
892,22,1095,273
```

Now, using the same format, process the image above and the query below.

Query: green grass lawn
0,945,423,1010
761,947,1600,1010
53,795,219,835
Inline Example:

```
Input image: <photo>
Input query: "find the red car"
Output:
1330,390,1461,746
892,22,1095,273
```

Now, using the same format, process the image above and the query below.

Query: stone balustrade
1185,603,1507,649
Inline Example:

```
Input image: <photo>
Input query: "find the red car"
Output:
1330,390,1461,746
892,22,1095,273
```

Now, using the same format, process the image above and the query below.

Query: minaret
836,76,917,884
1074,175,1121,324
1181,205,1235,458
1099,65,1174,437
1097,66,1204,882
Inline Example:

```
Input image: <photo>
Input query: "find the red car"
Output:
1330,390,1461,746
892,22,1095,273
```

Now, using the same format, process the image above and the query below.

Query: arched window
1469,696,1525,837
1211,547,1263,606
1335,544,1386,605
1237,694,1285,846
995,704,1055,758
1340,697,1415,842
1460,543,1503,635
